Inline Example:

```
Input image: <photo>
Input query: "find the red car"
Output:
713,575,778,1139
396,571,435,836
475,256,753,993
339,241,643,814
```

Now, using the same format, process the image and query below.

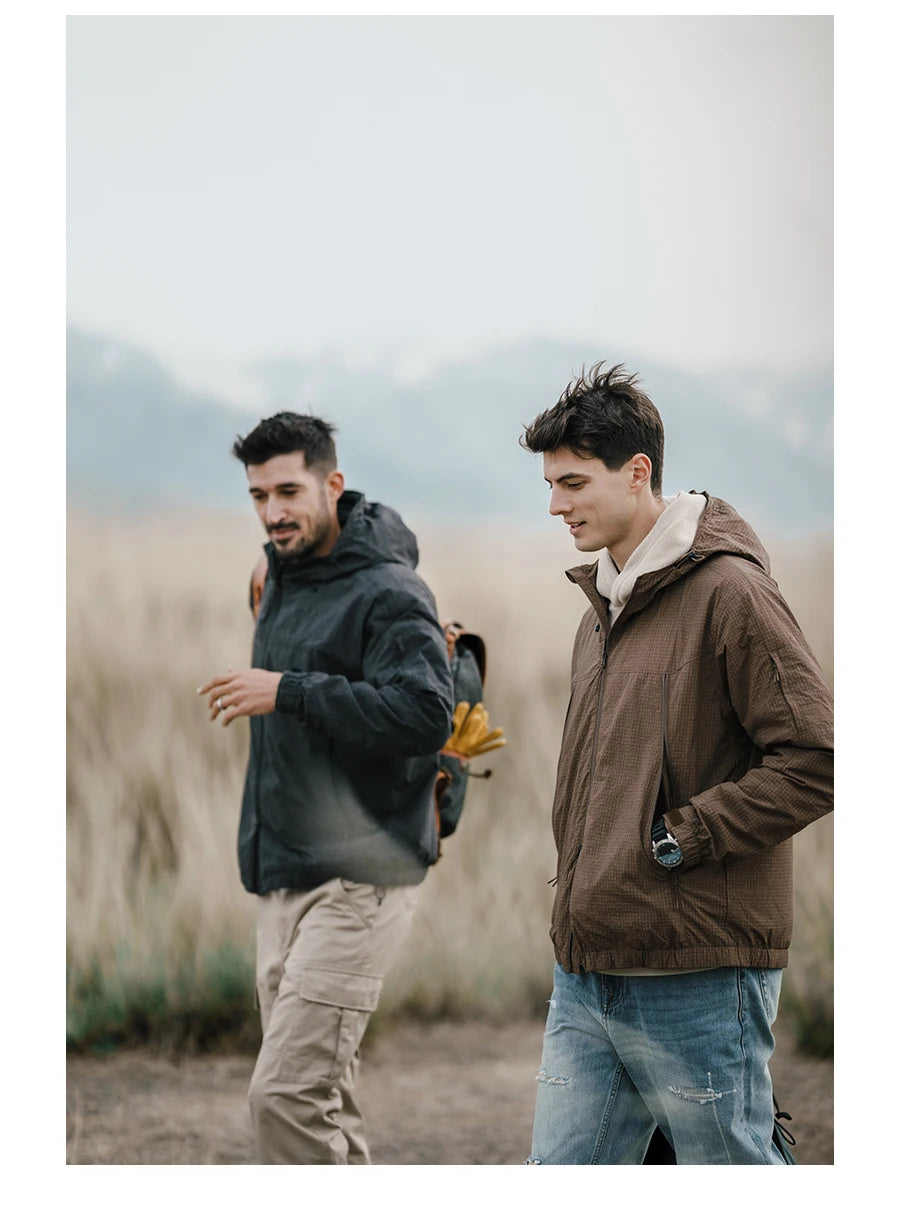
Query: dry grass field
66,510,833,1058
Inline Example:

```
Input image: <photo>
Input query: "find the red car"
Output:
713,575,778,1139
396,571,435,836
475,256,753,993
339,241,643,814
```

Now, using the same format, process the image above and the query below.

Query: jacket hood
266,490,419,583
691,494,770,573
566,494,771,622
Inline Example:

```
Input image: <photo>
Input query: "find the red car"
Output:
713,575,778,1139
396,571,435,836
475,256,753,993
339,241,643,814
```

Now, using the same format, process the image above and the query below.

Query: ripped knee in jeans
668,1071,735,1104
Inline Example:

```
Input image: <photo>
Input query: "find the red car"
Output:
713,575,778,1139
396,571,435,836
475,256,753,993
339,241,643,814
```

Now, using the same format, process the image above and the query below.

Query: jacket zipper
253,576,282,890
551,636,605,889
564,637,608,959
587,639,610,795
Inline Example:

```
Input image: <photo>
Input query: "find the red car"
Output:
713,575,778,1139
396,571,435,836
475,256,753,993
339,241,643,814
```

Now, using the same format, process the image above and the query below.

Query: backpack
434,621,497,841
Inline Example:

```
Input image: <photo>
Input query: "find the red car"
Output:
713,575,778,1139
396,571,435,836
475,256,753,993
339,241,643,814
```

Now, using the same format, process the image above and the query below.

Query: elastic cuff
275,671,308,717
664,804,705,868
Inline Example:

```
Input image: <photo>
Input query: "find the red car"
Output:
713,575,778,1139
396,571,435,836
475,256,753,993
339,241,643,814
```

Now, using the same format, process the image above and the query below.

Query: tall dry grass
66,511,833,1053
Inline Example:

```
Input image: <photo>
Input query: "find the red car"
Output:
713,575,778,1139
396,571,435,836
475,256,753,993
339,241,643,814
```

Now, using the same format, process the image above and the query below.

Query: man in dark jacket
520,363,833,1165
198,412,453,1164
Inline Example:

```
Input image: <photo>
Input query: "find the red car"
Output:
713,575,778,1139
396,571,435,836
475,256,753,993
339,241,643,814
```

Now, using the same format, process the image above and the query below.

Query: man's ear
325,469,345,503
629,453,653,492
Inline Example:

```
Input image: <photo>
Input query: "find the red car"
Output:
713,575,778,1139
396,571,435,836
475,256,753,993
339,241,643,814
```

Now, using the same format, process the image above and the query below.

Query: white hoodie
595,491,707,623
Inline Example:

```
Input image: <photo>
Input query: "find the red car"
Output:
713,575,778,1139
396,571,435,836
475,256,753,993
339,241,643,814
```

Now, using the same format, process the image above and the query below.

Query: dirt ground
66,1017,833,1165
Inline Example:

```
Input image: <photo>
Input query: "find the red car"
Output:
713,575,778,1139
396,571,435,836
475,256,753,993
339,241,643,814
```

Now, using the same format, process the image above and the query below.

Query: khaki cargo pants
249,877,419,1164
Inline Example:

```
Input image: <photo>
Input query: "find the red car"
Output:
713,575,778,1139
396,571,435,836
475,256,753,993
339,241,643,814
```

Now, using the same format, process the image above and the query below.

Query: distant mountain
66,328,249,512
67,326,832,536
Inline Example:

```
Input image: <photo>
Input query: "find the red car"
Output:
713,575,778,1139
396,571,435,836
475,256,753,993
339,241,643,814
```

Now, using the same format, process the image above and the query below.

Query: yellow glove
443,701,506,759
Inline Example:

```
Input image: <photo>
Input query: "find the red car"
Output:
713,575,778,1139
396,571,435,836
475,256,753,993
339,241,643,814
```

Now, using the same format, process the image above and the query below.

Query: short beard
270,491,333,559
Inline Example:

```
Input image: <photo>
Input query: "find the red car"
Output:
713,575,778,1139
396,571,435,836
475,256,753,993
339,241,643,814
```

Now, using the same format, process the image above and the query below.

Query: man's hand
197,667,283,726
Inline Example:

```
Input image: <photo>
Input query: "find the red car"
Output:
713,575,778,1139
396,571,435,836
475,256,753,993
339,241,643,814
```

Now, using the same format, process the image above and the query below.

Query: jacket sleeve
666,570,833,868
273,579,454,757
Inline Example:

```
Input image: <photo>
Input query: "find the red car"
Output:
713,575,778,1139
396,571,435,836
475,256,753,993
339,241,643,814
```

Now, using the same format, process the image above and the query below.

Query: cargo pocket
300,966,382,1012
280,966,383,1087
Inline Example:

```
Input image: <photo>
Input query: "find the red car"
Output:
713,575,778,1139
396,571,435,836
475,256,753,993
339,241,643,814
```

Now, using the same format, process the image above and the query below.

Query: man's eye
565,483,585,490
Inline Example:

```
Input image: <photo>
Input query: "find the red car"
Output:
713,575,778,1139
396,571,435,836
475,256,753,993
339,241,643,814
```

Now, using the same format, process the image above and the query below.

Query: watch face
653,837,683,868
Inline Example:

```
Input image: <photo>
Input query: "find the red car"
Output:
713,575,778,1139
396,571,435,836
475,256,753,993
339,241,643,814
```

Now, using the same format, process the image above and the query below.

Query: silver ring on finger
217,696,226,711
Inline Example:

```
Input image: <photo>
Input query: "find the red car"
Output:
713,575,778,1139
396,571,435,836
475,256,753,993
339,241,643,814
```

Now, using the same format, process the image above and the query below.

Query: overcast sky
67,15,832,387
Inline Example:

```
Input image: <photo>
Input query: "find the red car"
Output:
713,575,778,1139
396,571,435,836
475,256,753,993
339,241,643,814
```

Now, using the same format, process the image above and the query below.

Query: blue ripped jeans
528,963,786,1165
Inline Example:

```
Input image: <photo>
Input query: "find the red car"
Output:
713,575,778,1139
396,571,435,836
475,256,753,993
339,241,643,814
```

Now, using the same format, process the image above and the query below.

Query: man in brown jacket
521,362,833,1165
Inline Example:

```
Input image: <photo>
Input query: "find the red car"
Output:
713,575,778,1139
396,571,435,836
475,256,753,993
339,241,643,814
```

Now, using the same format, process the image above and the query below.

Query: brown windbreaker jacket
549,495,833,973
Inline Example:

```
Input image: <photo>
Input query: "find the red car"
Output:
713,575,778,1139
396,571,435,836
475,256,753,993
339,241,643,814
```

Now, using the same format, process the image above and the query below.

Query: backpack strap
443,621,487,684
250,554,268,620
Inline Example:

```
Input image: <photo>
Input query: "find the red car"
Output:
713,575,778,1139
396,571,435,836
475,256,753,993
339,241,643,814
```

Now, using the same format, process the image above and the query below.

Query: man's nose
548,487,570,517
265,499,288,524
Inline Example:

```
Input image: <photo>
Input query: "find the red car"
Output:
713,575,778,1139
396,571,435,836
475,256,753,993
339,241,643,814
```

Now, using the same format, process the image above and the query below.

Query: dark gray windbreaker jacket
238,491,454,894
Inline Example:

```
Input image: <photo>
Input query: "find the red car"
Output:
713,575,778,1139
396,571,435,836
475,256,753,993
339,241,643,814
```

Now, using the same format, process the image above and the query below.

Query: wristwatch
651,816,683,868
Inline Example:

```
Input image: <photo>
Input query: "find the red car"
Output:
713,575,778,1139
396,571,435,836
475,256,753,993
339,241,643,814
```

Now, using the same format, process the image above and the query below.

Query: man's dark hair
232,412,338,472
521,362,665,495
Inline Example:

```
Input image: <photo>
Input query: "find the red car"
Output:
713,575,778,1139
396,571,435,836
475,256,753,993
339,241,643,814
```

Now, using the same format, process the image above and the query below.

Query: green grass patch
67,943,259,1055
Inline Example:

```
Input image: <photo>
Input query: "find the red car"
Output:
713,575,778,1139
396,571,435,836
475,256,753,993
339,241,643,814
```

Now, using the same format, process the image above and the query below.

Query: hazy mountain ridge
67,326,832,535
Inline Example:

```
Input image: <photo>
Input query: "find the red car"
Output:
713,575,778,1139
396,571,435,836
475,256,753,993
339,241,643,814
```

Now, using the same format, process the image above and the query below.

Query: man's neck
609,496,666,572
